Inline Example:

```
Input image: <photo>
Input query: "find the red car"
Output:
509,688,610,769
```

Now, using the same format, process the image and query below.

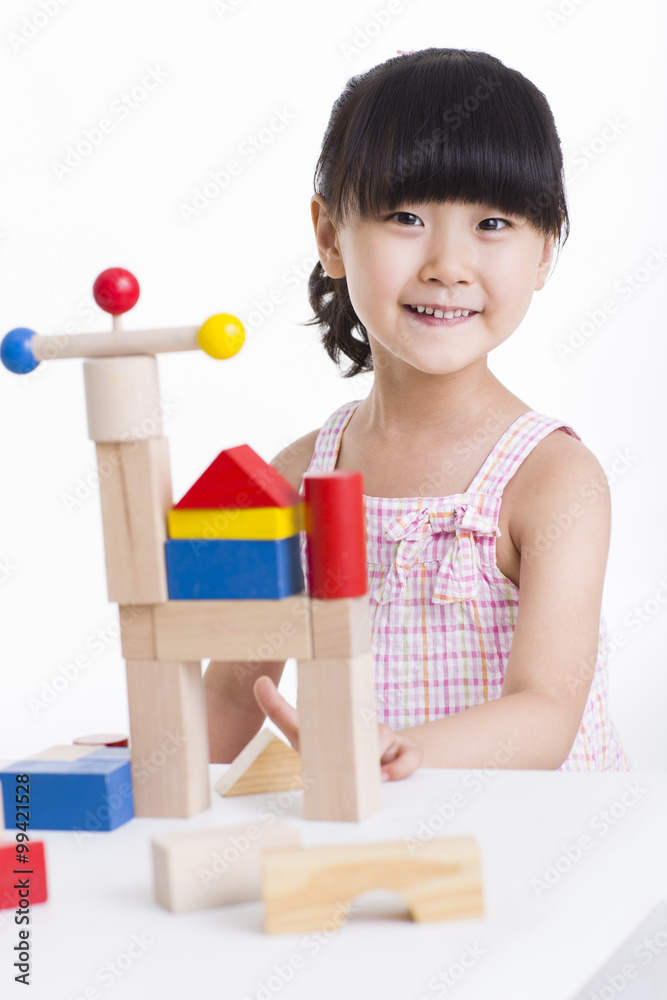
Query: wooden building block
27,745,98,762
83,355,163,442
152,819,301,913
168,503,304,540
164,535,303,600
1,840,48,910
215,729,302,797
96,436,173,604
0,750,133,831
297,651,382,822
153,594,312,661
310,594,371,658
262,837,484,933
125,659,210,818
303,471,367,598
174,443,302,509
118,604,156,659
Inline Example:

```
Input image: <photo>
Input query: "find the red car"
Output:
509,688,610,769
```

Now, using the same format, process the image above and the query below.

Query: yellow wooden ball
197,313,245,359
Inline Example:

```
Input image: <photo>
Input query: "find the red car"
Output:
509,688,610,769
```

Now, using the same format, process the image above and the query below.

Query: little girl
204,46,630,777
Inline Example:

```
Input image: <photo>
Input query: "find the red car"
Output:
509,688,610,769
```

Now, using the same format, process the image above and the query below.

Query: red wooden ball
93,268,140,315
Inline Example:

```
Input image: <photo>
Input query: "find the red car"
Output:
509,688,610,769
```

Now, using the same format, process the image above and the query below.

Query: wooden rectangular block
168,503,304,540
153,594,312,661
152,819,301,912
0,750,133,831
1,841,48,910
118,605,156,659
125,659,210,818
97,437,173,604
310,594,371,658
262,837,484,933
297,651,382,822
164,535,303,599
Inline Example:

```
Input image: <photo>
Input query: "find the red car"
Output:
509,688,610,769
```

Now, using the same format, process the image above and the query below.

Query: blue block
165,534,304,599
0,753,134,832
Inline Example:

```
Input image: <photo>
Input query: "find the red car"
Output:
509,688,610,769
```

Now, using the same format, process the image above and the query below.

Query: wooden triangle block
215,728,303,797
174,444,301,510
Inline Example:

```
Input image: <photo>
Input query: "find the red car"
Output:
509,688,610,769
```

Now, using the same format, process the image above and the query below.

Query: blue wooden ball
0,328,39,374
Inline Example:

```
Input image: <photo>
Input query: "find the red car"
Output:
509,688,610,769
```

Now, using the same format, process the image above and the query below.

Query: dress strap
467,409,582,496
298,398,362,491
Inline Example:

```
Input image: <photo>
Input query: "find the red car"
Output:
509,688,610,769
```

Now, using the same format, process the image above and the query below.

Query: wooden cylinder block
83,355,163,442
303,470,367,598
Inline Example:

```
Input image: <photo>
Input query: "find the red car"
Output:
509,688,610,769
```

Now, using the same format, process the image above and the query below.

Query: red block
174,444,301,510
73,734,129,747
303,470,367,598
0,840,48,909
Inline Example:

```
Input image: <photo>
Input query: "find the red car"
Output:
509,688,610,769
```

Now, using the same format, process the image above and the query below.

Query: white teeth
410,305,473,318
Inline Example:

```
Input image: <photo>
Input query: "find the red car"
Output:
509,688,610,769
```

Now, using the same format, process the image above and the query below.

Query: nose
418,226,474,287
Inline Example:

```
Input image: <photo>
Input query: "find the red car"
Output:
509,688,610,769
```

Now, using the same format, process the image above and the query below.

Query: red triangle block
174,444,302,510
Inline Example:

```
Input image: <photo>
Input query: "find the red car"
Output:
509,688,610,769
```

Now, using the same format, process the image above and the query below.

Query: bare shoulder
506,428,611,552
269,427,321,493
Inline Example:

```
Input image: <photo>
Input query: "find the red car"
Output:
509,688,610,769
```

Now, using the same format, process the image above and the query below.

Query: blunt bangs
315,48,568,246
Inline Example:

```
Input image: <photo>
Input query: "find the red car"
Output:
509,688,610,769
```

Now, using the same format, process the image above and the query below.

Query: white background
0,0,665,767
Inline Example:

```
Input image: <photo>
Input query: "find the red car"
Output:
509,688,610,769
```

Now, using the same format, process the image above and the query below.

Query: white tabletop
0,764,665,1000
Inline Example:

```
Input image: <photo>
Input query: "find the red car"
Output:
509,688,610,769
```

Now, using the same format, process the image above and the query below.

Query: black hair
303,47,570,377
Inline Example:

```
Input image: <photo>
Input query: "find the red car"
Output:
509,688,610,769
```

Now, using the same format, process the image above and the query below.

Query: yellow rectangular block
168,504,304,540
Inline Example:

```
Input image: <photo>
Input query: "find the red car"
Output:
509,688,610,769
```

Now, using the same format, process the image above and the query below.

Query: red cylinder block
73,734,129,747
303,470,367,599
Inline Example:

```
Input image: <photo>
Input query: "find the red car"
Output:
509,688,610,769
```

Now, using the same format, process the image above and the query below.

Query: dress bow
372,500,500,605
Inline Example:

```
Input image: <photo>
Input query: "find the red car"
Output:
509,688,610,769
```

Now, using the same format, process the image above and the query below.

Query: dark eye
478,218,512,231
388,211,423,226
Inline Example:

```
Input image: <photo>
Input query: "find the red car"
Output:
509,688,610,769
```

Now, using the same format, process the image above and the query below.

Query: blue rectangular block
165,534,303,599
0,755,134,832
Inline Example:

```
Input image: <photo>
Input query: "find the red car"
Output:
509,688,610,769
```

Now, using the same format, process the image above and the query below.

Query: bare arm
203,426,321,763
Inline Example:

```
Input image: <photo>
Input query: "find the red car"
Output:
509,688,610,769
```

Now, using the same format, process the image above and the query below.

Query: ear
311,194,346,278
535,235,556,291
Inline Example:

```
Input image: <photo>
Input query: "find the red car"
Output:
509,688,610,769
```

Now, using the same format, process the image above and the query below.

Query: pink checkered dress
298,399,630,772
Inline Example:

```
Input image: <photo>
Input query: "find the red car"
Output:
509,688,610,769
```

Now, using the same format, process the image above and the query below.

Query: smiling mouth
403,305,479,325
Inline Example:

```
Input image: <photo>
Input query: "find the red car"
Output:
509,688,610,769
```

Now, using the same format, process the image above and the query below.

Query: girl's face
312,195,555,377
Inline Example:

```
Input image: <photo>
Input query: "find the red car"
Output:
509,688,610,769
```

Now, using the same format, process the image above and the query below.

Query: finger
253,675,300,751
381,743,423,782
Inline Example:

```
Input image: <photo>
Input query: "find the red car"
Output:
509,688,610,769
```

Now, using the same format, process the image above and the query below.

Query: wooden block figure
261,836,484,933
0,747,133,832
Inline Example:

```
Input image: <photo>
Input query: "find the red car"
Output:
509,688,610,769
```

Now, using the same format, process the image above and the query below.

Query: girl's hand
252,677,424,781
377,723,424,781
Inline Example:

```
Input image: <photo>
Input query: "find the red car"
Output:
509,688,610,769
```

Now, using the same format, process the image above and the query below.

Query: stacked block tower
1,267,383,825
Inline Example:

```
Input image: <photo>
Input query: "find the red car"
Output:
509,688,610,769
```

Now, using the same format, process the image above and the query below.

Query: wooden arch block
261,836,484,933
